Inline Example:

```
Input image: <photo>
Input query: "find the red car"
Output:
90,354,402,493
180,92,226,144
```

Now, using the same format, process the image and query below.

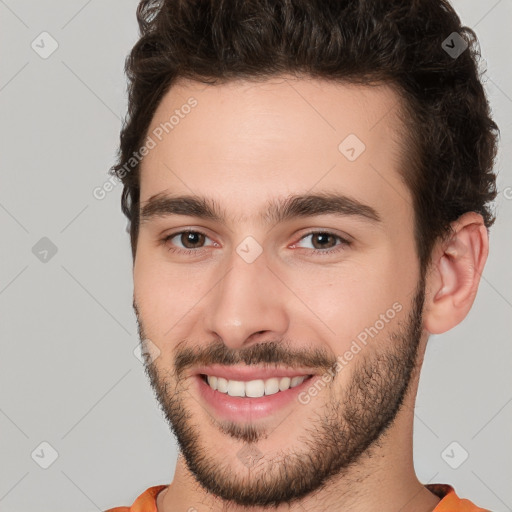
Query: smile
193,366,319,422
201,374,312,398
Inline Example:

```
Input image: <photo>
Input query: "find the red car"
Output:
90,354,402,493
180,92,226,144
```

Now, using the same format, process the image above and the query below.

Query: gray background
0,1,511,511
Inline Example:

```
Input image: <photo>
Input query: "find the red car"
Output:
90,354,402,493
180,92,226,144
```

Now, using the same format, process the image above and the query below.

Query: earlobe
423,213,489,335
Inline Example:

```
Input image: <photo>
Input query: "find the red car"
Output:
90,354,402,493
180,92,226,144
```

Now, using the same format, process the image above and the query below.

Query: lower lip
195,374,316,422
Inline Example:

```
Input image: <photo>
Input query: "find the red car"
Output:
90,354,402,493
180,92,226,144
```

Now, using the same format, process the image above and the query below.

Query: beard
134,273,426,508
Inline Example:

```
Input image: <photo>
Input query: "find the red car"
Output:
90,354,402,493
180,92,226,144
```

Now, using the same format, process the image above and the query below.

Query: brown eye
162,229,215,255
179,231,206,249
310,232,338,250
293,231,351,255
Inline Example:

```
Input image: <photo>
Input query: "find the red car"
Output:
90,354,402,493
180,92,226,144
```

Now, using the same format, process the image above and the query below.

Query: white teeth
279,377,291,391
264,378,280,396
227,380,245,397
245,379,265,398
204,374,308,397
290,376,305,387
207,375,218,390
217,377,229,393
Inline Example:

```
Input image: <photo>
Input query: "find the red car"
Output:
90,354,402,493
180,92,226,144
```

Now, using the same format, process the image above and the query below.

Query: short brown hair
110,0,499,273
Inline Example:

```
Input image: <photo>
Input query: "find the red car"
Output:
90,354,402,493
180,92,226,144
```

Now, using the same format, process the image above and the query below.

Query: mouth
199,373,312,397
193,365,318,422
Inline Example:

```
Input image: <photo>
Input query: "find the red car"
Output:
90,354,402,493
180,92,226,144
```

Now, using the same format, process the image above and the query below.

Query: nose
203,246,289,349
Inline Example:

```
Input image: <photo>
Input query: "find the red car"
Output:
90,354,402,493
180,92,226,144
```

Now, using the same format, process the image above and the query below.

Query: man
106,0,499,511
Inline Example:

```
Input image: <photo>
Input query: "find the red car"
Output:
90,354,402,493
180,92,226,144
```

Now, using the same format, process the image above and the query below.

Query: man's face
133,77,425,506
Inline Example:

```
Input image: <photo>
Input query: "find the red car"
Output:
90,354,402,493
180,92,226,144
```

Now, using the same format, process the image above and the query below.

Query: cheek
134,246,214,339
282,250,417,351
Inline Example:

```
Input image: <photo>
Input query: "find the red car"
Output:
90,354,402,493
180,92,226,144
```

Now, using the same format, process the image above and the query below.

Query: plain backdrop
0,1,511,511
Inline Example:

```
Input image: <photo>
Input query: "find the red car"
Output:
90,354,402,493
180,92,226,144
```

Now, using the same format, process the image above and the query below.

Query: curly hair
110,0,499,273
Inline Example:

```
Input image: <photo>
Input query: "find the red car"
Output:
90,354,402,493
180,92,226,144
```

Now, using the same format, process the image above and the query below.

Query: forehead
139,76,411,225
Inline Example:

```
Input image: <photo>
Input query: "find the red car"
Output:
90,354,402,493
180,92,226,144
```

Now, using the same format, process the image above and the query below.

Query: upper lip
193,364,316,381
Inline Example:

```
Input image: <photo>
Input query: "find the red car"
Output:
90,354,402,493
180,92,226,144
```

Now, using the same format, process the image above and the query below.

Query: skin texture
132,76,488,512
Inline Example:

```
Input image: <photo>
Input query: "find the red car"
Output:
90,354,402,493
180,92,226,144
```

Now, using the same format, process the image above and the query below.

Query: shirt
104,483,492,512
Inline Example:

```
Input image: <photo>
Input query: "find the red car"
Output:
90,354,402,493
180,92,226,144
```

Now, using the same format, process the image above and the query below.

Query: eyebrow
139,192,381,227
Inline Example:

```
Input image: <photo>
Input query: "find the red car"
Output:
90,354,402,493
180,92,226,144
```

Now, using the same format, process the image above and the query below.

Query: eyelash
161,229,351,256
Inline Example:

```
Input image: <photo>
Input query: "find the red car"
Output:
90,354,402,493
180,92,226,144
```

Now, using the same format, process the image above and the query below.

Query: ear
423,212,489,335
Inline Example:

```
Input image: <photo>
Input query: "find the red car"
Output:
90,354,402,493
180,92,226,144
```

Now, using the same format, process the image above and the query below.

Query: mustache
173,338,337,379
